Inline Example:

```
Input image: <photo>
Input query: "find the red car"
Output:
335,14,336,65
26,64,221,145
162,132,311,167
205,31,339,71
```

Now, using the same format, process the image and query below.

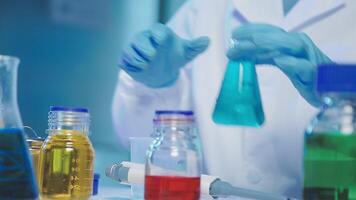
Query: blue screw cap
317,64,356,93
50,106,89,113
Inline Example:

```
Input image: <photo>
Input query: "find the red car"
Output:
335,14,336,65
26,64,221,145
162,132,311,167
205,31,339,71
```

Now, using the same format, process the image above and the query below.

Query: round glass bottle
145,111,202,200
38,106,95,200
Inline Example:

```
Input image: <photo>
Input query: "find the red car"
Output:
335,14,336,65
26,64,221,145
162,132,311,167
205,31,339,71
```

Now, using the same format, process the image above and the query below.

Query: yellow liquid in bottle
28,139,44,182
38,130,94,200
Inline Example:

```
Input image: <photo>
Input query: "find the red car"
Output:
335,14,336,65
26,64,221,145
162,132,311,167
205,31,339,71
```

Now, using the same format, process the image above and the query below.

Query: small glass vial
303,64,356,200
38,106,95,200
145,111,202,200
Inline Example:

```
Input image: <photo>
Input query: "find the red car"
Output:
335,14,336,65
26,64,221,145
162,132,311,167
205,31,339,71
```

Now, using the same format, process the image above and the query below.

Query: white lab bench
91,186,131,200
92,185,238,200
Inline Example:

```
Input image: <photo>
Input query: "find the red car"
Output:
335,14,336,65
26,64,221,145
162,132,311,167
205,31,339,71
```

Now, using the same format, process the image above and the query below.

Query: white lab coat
112,0,356,198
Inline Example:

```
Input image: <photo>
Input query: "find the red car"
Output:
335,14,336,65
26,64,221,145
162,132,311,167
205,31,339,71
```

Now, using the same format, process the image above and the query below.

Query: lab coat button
247,169,262,184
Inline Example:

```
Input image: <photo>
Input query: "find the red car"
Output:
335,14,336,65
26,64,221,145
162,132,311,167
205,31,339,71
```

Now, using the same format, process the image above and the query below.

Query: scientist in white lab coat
112,0,356,198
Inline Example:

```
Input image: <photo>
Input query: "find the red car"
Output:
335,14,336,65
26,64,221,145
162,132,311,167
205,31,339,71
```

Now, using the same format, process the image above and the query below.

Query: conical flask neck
0,55,22,129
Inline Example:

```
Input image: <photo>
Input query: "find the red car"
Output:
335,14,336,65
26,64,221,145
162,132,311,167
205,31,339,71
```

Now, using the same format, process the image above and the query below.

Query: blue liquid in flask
212,61,265,127
0,128,39,199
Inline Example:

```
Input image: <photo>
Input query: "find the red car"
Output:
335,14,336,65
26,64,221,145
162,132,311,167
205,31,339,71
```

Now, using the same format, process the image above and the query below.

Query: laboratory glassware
0,55,39,199
130,137,153,199
38,106,95,200
303,64,356,200
27,138,44,181
25,126,45,182
213,60,265,127
145,111,202,200
107,161,292,200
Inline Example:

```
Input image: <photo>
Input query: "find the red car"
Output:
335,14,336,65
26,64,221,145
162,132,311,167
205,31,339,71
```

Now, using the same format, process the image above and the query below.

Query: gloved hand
227,23,333,106
119,23,210,88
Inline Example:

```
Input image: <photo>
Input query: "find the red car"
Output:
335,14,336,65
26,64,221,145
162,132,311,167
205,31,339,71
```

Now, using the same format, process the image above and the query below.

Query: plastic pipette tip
210,180,292,200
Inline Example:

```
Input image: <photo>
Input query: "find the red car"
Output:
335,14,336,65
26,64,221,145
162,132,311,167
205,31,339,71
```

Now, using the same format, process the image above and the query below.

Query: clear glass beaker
27,138,44,182
24,125,45,183
213,61,265,127
0,55,39,199
130,137,153,199
145,111,201,200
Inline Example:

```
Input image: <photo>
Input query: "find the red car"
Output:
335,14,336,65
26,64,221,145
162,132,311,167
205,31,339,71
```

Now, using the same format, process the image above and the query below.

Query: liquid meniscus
145,175,200,200
39,130,94,200
304,133,356,200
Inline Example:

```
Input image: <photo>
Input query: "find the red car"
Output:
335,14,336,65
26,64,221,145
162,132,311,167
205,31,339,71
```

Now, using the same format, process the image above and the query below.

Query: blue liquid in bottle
0,128,38,199
212,61,265,127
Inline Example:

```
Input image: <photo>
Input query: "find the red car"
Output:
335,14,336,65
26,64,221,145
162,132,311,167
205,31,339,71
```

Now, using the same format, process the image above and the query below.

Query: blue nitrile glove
227,23,333,106
119,23,210,88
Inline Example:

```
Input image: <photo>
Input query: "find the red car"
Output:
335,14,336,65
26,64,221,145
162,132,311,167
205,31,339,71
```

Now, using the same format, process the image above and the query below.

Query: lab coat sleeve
112,1,197,149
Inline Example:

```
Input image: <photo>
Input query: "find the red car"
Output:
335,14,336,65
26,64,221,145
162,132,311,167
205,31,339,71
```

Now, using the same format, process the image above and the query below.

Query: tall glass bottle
303,64,356,200
145,111,202,200
38,106,95,200
213,61,265,127
0,55,39,199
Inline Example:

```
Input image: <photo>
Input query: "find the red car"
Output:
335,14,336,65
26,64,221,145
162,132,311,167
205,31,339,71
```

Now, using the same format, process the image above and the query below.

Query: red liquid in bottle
144,175,200,200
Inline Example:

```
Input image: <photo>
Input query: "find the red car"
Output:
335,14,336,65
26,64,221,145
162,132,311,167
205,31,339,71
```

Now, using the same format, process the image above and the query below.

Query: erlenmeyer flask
0,55,38,199
212,60,265,127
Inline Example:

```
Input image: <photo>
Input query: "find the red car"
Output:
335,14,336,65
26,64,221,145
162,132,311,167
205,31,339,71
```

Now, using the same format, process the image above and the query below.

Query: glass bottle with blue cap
145,110,202,200
38,106,95,200
303,64,356,200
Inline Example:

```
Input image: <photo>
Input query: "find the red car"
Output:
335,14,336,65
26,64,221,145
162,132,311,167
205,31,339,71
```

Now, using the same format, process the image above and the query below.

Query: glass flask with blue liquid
213,60,265,127
0,55,38,199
